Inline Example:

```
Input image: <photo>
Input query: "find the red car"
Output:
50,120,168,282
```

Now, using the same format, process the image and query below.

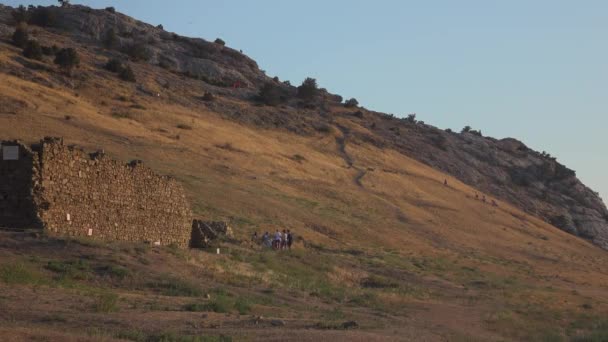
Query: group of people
475,192,498,207
252,230,294,250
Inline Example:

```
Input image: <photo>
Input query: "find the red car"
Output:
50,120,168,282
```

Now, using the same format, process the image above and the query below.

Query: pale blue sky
6,0,608,203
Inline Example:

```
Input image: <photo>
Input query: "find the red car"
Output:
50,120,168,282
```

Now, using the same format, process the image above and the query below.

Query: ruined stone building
0,137,193,248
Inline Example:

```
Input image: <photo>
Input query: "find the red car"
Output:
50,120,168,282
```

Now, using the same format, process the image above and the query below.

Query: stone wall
0,137,193,248
0,141,41,228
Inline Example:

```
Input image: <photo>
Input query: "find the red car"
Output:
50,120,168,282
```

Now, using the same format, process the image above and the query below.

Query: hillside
1,4,608,341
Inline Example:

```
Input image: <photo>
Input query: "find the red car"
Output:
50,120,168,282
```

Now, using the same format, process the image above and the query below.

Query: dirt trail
335,124,367,188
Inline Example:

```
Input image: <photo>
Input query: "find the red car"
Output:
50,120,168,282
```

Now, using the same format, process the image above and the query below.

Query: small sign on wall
87,228,93,236
2,146,19,160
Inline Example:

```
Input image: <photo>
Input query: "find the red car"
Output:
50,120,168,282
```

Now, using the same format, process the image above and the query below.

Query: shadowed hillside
0,4,608,341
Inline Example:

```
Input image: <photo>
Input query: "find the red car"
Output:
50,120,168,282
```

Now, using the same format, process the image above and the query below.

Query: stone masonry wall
0,141,41,228
34,138,192,247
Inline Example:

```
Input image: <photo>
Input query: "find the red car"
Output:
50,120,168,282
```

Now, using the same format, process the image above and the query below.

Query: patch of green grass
184,294,252,315
93,292,119,313
46,259,92,280
0,263,46,285
97,264,130,279
116,330,232,342
112,111,131,119
147,275,202,297
360,275,399,289
234,296,252,314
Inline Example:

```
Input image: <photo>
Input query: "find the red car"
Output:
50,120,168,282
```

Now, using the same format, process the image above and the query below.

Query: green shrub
214,38,226,46
184,295,231,313
119,65,136,82
297,77,318,101
104,58,124,72
98,265,130,279
344,98,359,108
147,276,202,297
23,40,43,60
103,28,119,49
93,292,119,313
123,43,152,62
11,26,29,48
257,82,282,106
46,259,91,280
234,297,252,315
54,47,80,71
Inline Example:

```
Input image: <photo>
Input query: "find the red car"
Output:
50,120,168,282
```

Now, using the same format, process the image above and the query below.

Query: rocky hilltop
1,3,607,249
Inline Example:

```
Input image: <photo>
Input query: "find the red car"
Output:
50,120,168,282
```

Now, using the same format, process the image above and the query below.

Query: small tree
58,0,70,7
119,64,136,82
123,43,152,62
406,113,417,123
297,77,318,101
104,58,124,72
23,40,43,60
344,98,359,108
11,26,29,48
461,126,472,133
103,28,119,49
214,38,226,46
54,47,79,72
258,83,282,106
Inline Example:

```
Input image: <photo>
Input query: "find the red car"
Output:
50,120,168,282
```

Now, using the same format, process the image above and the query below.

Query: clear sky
6,0,608,203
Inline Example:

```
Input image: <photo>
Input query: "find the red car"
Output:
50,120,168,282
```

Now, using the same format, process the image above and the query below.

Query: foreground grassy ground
1,35,608,341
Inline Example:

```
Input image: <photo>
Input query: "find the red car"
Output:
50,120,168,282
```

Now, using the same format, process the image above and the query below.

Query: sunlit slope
1,69,607,287
3,33,608,338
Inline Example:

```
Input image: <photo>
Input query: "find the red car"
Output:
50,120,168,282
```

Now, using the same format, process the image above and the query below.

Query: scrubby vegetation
123,43,152,62
344,98,359,108
54,47,80,72
11,5,56,27
11,26,29,48
257,82,282,106
104,58,136,82
28,6,56,27
119,65,136,82
103,28,119,49
202,92,215,102
22,40,43,60
297,77,319,101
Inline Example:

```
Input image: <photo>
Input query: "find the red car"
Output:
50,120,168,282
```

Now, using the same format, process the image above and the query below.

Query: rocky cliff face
360,116,608,249
0,4,271,94
1,4,607,249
